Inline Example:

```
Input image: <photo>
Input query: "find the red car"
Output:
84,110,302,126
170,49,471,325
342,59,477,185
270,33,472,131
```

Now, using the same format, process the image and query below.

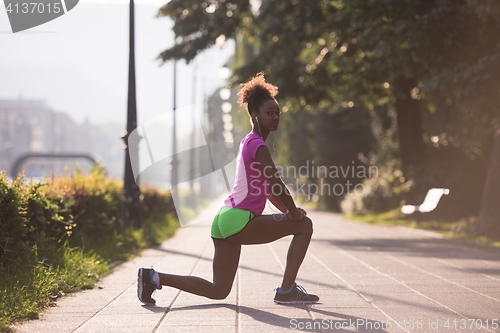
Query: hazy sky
0,0,234,128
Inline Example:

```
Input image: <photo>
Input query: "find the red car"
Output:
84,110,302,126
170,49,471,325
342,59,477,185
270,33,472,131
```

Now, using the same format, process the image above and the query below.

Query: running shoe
274,282,319,304
137,268,161,305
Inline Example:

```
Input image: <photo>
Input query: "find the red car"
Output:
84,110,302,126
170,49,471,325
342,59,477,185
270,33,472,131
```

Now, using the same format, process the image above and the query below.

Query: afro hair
237,72,278,116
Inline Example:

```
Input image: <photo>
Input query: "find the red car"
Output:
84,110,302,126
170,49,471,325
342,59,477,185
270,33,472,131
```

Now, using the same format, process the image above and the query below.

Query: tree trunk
475,126,500,237
393,75,425,181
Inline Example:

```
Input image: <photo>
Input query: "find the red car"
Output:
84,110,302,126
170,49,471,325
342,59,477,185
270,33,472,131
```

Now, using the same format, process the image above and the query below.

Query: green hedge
0,166,178,332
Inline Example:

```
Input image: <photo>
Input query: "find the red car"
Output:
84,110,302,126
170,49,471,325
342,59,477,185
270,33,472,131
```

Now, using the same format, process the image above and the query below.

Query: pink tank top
223,132,269,216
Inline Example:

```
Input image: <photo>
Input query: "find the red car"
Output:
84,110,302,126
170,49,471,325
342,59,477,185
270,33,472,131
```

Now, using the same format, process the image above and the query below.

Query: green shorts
211,207,255,239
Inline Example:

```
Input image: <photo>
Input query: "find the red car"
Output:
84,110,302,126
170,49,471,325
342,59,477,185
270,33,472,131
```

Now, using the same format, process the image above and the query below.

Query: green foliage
1,262,56,331
274,107,376,211
43,165,122,243
0,167,177,330
341,160,411,215
156,0,253,63
157,0,500,112
158,0,500,221
0,246,110,333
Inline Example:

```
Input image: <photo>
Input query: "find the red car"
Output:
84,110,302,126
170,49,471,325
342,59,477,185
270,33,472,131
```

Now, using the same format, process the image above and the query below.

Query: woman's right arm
254,145,304,220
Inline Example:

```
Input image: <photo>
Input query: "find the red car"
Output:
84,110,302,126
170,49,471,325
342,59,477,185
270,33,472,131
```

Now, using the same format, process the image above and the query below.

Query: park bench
401,188,450,214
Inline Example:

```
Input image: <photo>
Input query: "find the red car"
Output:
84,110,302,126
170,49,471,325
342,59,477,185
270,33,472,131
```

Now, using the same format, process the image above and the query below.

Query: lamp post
218,65,232,193
219,65,233,146
121,0,142,228
171,61,178,188
190,61,197,195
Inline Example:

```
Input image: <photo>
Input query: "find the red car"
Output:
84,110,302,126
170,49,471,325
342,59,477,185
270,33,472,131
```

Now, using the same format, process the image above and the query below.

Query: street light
171,61,178,188
219,65,233,146
121,0,142,228
190,61,197,195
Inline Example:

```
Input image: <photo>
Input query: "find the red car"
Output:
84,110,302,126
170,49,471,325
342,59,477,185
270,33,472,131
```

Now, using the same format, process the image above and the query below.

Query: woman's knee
299,216,313,236
209,284,232,300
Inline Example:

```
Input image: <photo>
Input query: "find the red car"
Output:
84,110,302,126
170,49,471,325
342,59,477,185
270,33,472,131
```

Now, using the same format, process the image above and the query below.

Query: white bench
401,188,450,214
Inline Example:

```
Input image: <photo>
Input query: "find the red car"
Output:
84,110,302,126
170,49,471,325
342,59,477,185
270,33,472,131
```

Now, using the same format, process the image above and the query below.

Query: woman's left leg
158,238,241,300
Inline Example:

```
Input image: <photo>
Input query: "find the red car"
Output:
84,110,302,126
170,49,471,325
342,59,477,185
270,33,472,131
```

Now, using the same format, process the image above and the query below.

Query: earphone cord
267,132,284,221
256,118,263,139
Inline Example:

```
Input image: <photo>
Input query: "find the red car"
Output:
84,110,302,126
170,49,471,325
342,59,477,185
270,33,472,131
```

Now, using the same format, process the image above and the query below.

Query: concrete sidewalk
17,199,500,333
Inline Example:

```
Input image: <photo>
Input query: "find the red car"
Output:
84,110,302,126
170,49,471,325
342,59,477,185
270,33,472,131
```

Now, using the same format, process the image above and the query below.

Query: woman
138,72,319,305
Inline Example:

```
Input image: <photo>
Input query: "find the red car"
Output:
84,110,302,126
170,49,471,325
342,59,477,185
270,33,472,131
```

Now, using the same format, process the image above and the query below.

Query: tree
156,0,500,222
475,127,500,236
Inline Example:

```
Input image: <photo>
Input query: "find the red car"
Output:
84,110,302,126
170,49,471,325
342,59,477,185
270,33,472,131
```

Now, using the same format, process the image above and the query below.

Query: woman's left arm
268,194,287,214
269,194,308,216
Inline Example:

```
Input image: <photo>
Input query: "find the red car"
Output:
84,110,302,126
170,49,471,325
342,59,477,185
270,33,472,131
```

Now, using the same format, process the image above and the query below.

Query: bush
341,160,411,215
0,166,177,332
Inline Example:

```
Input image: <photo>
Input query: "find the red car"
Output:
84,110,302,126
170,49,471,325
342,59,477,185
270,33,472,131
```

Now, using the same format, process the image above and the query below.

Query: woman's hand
287,209,305,221
297,207,307,216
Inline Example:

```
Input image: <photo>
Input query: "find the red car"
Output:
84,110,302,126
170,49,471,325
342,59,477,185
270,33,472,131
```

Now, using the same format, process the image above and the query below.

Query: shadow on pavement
151,246,345,291
356,290,474,318
143,303,390,332
311,237,500,261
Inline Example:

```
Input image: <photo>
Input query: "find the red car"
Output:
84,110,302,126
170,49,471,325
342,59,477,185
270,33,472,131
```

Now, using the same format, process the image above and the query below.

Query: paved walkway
17,199,500,332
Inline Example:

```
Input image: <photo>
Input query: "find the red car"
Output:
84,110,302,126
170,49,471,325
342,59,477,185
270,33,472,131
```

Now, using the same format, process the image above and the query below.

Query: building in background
0,98,123,180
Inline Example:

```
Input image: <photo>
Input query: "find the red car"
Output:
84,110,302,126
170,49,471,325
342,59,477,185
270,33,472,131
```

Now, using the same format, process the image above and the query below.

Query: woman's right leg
158,238,241,300
225,214,313,292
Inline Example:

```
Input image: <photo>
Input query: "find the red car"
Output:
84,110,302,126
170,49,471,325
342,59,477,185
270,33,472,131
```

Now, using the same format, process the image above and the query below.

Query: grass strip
0,215,178,333
0,168,180,332
346,209,500,247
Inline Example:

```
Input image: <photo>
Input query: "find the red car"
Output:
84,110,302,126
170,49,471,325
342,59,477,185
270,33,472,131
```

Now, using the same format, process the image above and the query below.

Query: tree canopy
157,0,500,232
157,0,500,114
